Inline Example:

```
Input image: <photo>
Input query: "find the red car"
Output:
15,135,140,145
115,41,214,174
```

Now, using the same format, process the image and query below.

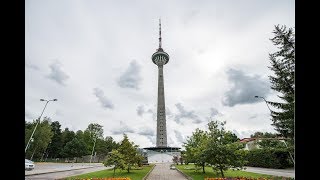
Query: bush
245,149,293,169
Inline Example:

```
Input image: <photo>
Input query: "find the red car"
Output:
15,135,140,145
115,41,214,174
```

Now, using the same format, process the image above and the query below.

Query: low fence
38,155,106,163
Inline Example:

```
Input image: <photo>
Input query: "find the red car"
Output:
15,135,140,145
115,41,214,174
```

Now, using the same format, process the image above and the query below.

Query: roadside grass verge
64,164,154,180
176,164,293,180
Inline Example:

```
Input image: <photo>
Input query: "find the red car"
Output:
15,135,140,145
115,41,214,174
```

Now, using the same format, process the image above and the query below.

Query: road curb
25,165,102,176
175,166,193,180
142,164,156,180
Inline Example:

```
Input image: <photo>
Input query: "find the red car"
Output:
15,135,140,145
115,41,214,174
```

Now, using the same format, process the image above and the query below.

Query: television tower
151,19,170,147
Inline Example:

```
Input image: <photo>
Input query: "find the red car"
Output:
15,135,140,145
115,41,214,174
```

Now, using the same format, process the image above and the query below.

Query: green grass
65,164,154,180
176,164,291,180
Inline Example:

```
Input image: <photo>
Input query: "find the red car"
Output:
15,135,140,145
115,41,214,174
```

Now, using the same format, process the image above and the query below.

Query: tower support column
156,65,167,147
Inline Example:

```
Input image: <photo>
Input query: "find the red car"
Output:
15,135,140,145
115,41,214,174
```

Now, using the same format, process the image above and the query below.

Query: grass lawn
176,164,292,180
65,164,154,180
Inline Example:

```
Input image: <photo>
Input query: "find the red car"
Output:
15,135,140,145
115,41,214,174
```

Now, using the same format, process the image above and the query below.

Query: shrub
245,149,292,169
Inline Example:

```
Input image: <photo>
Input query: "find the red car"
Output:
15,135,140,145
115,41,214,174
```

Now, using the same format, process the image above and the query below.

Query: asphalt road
25,163,112,180
243,166,295,178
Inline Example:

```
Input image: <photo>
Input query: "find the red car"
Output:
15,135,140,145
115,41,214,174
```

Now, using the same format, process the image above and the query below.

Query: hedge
245,148,293,169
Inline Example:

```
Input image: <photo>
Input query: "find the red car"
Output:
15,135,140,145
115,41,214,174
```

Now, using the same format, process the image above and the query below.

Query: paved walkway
146,163,189,180
243,166,295,178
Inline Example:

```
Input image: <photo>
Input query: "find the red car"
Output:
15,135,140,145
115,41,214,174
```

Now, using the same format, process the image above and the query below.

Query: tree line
25,119,119,162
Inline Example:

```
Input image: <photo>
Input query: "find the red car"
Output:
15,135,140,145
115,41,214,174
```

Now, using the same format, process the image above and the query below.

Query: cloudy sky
25,0,295,149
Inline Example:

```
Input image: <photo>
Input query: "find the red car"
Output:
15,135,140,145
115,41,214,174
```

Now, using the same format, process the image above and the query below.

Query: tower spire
158,19,162,50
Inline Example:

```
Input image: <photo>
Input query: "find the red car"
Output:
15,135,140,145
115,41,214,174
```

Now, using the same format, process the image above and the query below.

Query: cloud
249,114,258,119
117,60,142,90
210,107,222,117
93,88,114,109
174,130,185,144
146,136,156,146
222,68,271,107
47,60,69,86
166,107,175,119
174,103,202,124
25,110,36,120
111,121,135,135
136,105,156,120
26,61,39,70
137,105,145,116
55,110,63,116
232,129,256,139
137,127,155,136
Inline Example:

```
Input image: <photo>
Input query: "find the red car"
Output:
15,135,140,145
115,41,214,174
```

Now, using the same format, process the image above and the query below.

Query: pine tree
267,25,295,139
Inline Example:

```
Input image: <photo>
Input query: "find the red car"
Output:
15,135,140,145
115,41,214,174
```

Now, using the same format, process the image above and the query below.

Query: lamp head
53,99,57,101
254,96,259,98
40,99,45,101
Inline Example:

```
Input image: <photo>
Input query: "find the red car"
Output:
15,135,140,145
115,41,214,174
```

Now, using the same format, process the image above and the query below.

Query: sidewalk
25,162,105,176
145,163,189,180
243,166,295,178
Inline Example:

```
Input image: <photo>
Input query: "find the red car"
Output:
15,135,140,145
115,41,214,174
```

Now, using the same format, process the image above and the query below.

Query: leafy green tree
86,123,104,139
60,128,76,157
85,123,104,160
46,121,63,159
103,150,125,177
61,137,88,159
105,136,120,151
250,132,265,138
118,134,143,173
95,136,119,160
267,25,295,140
25,121,33,145
74,130,91,155
184,129,209,173
250,131,285,149
205,120,247,178
25,117,54,160
81,130,94,152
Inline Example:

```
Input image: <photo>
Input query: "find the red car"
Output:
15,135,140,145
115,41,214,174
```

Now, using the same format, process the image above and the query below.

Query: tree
46,121,63,159
184,129,209,173
117,134,143,173
205,120,247,178
103,150,125,177
61,137,88,160
86,123,104,139
105,136,120,152
85,123,104,161
267,25,295,140
250,131,285,149
60,128,76,157
25,117,54,160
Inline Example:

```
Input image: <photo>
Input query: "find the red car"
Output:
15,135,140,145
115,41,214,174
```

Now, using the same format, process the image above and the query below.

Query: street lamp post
254,96,295,165
25,99,57,154
254,96,271,112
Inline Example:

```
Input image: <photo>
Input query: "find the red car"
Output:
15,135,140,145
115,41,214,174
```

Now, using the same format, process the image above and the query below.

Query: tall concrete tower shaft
152,19,170,147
